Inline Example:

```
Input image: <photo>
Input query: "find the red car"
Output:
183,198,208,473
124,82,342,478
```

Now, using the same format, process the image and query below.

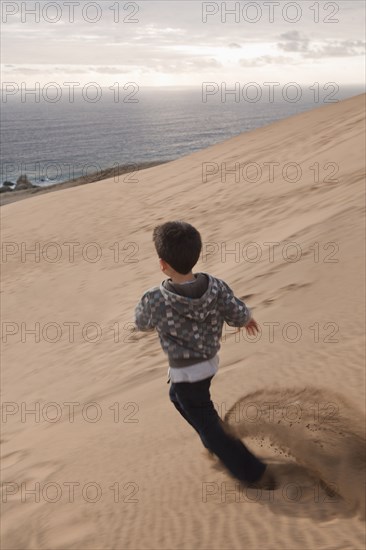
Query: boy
134,221,275,489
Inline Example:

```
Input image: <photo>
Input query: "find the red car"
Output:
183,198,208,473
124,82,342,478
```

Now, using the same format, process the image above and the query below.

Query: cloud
278,31,310,53
278,31,365,58
240,55,294,67
90,66,128,75
145,57,222,73
5,67,40,74
1,1,365,86
303,40,365,58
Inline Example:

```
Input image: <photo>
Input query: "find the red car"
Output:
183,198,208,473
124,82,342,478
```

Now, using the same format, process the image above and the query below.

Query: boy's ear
159,258,168,272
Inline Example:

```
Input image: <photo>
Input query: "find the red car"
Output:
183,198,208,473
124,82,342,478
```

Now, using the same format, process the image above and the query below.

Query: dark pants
169,376,266,483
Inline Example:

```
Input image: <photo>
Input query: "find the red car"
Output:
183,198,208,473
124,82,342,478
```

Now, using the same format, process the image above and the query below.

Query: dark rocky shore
0,161,168,206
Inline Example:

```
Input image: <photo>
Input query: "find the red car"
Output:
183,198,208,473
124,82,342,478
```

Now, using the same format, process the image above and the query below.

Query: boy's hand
244,318,259,336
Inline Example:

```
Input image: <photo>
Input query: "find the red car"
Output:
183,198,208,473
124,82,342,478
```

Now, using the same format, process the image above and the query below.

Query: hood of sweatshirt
160,273,219,322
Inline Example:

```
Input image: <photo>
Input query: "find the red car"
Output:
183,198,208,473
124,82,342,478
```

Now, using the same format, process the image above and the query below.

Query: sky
1,0,365,88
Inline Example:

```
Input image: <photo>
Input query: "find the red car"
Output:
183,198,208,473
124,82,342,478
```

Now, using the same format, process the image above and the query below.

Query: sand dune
1,94,365,549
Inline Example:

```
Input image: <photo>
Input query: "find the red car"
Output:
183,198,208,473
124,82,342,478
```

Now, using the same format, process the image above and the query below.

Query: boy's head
153,221,202,275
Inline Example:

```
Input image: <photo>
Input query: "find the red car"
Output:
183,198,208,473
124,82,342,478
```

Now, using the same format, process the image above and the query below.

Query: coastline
0,160,169,207
2,91,364,209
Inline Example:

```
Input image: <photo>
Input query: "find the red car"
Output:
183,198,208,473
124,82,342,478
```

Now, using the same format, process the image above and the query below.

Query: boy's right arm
220,280,252,327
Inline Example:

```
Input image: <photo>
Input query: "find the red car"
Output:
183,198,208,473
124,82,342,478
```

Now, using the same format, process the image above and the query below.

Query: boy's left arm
134,293,156,332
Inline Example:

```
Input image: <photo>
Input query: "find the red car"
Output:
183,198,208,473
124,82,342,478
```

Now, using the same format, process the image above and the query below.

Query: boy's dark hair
153,221,202,274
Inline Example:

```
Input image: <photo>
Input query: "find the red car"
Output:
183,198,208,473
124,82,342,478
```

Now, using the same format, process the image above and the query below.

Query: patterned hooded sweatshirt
134,272,252,368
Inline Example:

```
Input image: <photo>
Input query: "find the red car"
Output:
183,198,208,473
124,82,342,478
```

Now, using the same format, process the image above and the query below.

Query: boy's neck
170,271,195,284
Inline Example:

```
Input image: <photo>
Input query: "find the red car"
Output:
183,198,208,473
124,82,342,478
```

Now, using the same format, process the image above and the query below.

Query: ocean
1,85,363,187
